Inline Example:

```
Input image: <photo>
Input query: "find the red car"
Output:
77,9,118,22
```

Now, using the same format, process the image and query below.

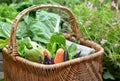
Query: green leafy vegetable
0,10,61,51
30,21,53,44
0,21,11,49
18,37,45,62
68,43,77,60
30,10,60,44
16,15,34,39
16,10,60,44
47,32,66,57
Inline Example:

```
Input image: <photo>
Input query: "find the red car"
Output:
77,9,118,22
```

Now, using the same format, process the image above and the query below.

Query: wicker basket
2,4,104,81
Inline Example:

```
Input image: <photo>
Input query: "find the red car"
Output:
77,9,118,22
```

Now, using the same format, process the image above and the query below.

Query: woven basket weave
2,4,104,81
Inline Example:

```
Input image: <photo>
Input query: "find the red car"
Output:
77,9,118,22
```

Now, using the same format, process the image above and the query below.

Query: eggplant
64,50,69,61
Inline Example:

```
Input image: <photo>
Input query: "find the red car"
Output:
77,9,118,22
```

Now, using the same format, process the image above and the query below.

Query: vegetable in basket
47,32,66,58
67,43,77,60
46,32,79,64
43,49,53,64
18,37,49,62
54,48,64,64
64,50,69,61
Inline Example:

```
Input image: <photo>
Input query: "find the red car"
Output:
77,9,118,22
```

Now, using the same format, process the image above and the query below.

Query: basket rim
2,39,104,70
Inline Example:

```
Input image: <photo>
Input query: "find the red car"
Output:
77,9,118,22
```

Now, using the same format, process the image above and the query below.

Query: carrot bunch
40,48,81,65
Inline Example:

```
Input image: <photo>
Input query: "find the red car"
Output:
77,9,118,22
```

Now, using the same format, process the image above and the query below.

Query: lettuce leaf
47,32,66,57
18,37,45,62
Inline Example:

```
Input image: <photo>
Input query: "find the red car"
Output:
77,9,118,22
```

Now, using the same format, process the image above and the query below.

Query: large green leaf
16,14,34,39
0,21,11,38
0,21,11,49
16,10,60,44
30,21,52,44
30,10,60,44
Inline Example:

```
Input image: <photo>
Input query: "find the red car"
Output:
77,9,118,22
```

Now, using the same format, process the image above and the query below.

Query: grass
0,79,4,81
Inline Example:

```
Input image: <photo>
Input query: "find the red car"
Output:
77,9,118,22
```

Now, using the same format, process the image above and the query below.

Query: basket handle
8,4,83,54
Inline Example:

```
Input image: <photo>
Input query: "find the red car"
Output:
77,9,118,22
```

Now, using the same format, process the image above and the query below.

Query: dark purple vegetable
47,58,54,65
39,56,43,64
43,49,53,65
64,50,69,61
73,51,81,59
43,55,54,65
43,56,48,64
50,58,54,64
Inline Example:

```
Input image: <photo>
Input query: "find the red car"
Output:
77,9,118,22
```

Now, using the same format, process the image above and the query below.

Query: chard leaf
50,32,66,48
47,32,66,57
68,43,77,60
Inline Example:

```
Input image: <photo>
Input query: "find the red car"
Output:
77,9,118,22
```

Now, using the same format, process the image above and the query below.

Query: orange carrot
43,49,49,56
54,48,64,64
43,49,53,64
43,49,51,58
